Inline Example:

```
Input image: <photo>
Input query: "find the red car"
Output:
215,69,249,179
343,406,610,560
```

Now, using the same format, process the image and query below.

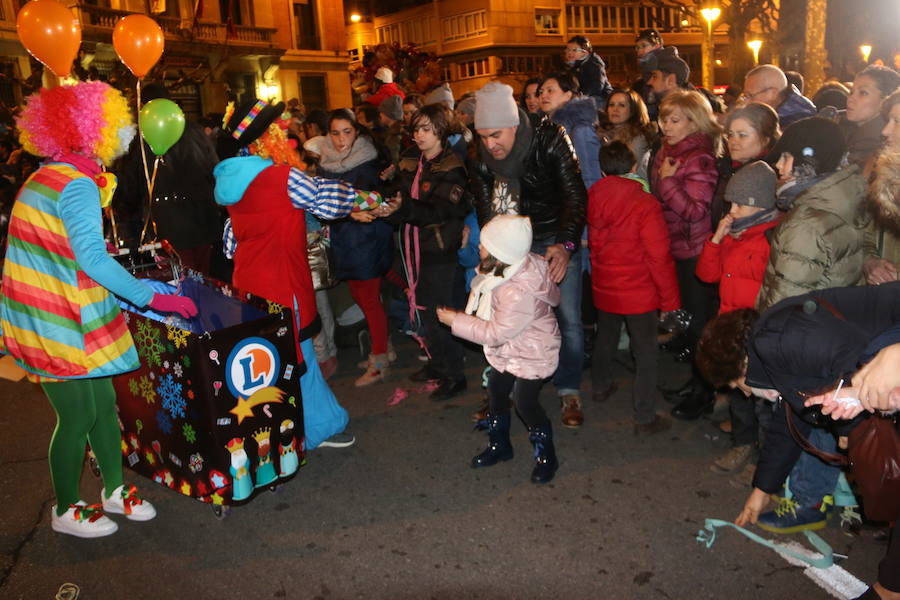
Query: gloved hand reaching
149,293,198,319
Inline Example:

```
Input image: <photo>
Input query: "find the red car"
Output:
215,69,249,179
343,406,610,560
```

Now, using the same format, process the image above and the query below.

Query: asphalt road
0,338,888,599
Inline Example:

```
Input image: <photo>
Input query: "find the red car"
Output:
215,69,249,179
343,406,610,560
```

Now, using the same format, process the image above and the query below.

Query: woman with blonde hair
650,89,722,420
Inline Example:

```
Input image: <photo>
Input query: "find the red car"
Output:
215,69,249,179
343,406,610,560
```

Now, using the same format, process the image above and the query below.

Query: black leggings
487,369,548,428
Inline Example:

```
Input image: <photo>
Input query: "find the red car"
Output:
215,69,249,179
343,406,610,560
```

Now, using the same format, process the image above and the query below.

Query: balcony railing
566,2,702,36
79,5,275,46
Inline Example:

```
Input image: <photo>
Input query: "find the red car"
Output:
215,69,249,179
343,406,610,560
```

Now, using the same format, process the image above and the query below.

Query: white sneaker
101,484,157,521
318,432,356,448
51,502,118,538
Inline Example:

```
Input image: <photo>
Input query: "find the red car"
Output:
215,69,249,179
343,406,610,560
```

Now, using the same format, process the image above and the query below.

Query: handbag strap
784,405,849,466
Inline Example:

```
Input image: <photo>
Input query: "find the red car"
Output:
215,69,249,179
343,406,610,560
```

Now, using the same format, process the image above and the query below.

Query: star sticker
211,492,224,505
228,387,285,424
145,450,156,465
210,472,227,489
180,481,192,496
163,471,174,487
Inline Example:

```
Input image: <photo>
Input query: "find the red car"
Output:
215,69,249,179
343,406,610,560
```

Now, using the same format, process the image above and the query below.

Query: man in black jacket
469,81,588,428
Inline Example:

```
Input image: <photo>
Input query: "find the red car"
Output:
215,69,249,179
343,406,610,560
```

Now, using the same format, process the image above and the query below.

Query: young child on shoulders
587,141,681,434
437,215,561,484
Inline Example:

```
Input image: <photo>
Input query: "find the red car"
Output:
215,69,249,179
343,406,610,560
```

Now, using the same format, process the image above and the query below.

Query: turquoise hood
213,156,273,206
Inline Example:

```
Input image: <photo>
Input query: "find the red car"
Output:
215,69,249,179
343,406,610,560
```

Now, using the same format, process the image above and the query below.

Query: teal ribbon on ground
696,518,834,569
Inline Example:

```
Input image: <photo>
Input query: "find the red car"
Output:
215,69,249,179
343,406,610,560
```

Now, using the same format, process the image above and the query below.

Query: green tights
41,377,123,516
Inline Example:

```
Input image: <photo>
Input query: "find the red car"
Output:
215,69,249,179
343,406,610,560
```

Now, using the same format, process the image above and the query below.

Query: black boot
528,422,558,484
661,377,696,404
671,385,714,420
471,412,513,468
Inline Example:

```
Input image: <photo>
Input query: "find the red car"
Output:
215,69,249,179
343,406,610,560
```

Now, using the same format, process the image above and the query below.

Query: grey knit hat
425,82,455,109
474,82,519,130
725,160,777,209
456,96,477,119
378,94,403,121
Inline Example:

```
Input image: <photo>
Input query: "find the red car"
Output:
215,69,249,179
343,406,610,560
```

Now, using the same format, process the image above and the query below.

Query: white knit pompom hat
481,215,532,265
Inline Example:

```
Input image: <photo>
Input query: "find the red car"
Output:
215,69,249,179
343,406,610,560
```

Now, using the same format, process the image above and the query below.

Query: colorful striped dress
0,163,154,381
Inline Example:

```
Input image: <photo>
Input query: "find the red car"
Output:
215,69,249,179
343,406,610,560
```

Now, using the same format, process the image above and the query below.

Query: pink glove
149,293,198,319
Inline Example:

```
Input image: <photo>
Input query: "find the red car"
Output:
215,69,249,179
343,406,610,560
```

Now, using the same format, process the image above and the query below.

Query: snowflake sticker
172,363,184,378
277,326,288,337
122,311,130,324
128,379,139,396
183,355,191,368
166,325,190,350
139,376,156,404
156,374,186,419
267,300,284,314
183,423,196,444
135,320,164,368
221,285,233,298
155,409,173,435
163,360,170,370
189,453,204,473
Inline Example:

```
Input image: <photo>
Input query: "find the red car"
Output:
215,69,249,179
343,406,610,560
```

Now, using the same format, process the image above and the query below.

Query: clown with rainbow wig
215,98,388,450
1,82,198,538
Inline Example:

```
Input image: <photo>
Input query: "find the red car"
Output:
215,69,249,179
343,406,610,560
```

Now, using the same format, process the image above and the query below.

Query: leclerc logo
225,337,280,399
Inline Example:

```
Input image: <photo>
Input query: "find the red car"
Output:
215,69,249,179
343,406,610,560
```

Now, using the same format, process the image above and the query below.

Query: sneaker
318,356,338,380
710,444,754,473
101,484,157,521
356,343,397,368
838,505,862,537
51,502,118,538
756,495,833,534
633,415,671,435
560,394,584,428
319,432,356,448
355,354,389,387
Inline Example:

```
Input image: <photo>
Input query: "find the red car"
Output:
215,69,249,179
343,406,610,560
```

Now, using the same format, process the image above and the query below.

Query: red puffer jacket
587,175,681,315
695,219,779,314
650,132,719,260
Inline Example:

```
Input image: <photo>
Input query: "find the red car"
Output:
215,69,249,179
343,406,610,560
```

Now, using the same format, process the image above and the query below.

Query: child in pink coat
437,215,561,484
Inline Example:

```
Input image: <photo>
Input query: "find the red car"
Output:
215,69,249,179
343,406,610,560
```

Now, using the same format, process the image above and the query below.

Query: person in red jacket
365,67,406,108
589,141,681,434
696,160,780,473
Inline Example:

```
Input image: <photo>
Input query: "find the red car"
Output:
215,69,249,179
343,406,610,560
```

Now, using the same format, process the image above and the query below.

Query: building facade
347,0,733,98
0,0,351,119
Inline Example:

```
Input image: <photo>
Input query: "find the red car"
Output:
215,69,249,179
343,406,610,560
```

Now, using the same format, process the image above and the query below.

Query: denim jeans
531,238,583,397
787,427,841,507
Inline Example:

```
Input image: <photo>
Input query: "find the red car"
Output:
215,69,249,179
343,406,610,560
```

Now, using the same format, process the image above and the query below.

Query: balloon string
135,79,154,247
106,206,120,250
139,157,160,246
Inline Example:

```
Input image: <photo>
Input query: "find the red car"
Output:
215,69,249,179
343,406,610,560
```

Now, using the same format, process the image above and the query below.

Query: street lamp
700,6,721,89
747,39,762,65
860,44,872,64
350,13,361,23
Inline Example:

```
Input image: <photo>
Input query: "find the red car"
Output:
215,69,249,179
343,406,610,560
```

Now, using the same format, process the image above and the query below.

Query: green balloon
139,98,186,156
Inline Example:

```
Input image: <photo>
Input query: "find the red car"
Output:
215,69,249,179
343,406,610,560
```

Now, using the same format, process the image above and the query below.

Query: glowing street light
350,13,361,23
700,6,721,89
747,39,762,65
860,44,872,63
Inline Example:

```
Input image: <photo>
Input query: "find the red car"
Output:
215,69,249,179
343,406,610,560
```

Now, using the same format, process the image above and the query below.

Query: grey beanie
456,96,477,118
474,82,519,130
379,94,404,121
725,160,777,209
425,82,455,109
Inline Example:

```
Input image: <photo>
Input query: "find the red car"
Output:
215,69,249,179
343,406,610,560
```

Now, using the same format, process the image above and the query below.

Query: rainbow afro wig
17,81,136,166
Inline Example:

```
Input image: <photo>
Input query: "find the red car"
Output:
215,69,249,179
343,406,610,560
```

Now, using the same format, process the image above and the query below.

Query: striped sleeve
287,168,382,220
222,218,236,259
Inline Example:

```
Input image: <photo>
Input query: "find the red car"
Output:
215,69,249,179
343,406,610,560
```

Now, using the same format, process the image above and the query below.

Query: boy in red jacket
588,142,681,434
696,160,780,473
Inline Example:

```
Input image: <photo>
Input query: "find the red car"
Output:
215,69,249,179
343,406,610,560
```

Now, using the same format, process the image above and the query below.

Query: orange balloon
16,0,82,78
112,14,164,78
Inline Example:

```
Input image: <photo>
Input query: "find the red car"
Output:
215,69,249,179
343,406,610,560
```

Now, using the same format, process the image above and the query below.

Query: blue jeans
788,427,841,507
531,238,583,397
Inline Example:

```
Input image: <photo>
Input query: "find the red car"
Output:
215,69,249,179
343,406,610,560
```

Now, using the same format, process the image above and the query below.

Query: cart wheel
212,504,230,520
268,484,281,494
88,455,101,478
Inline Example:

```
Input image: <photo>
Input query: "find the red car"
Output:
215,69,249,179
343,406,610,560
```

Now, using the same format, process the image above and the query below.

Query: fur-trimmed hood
869,150,900,235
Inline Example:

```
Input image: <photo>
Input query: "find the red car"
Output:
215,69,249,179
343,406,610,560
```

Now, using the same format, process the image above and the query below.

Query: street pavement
0,337,889,599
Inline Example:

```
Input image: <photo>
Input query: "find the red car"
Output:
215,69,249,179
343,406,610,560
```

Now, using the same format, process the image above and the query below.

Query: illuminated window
443,10,487,43
457,58,491,79
534,8,560,35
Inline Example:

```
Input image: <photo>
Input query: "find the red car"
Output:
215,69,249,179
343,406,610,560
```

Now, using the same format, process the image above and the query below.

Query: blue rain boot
471,412,513,468
528,422,559,484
